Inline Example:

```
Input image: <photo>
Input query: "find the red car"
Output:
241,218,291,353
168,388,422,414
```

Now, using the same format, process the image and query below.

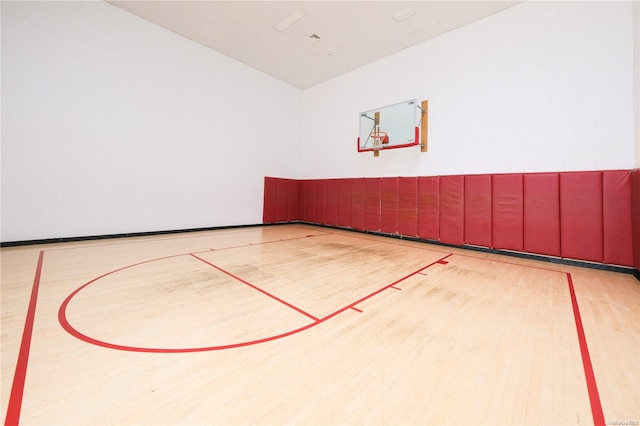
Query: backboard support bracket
420,100,428,152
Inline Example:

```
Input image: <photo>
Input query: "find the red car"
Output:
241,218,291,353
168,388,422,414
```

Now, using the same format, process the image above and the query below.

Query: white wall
2,1,636,242
301,1,635,178
634,0,640,168
1,1,301,241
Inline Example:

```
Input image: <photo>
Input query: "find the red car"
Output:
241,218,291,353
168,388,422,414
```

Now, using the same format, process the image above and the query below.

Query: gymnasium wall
264,170,636,269
0,1,301,242
300,1,635,179
635,0,640,168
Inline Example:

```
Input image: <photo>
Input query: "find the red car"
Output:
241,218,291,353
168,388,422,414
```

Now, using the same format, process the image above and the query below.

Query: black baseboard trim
0,223,265,247
284,221,638,277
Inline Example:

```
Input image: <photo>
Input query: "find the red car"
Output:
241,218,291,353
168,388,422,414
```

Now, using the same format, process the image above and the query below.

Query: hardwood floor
2,224,638,425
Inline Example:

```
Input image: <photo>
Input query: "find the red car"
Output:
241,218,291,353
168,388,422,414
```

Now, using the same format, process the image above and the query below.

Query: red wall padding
288,179,300,221
325,179,339,226
338,179,352,228
603,171,633,266
263,177,278,223
276,178,290,223
439,175,464,245
351,178,366,231
464,175,492,247
314,180,327,225
365,178,381,232
417,176,439,240
492,174,524,251
266,169,636,268
301,180,316,223
560,172,603,263
631,169,640,271
381,178,399,234
398,177,418,237
523,173,560,256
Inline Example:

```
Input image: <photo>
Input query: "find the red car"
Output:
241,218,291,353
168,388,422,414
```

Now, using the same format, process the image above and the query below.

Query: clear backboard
358,99,419,153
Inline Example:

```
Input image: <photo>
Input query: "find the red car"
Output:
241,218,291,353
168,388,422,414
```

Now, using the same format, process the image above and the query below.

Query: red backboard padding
276,178,290,223
492,174,524,251
464,175,492,247
417,176,440,240
337,179,352,228
560,172,603,263
398,177,418,237
439,175,465,245
288,179,300,221
365,178,381,232
314,180,327,225
523,173,560,256
325,179,339,226
603,170,633,266
263,177,278,223
381,178,399,234
351,178,366,231
631,169,640,271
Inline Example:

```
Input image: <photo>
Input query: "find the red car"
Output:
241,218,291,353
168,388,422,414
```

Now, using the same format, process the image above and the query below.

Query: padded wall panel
523,173,560,256
631,169,640,271
603,170,633,266
325,179,339,226
315,180,327,225
351,178,366,230
439,175,465,245
381,177,399,234
263,177,278,223
365,178,381,232
288,179,300,221
560,172,603,262
276,178,290,223
337,179,352,228
464,175,492,247
301,180,316,223
492,174,524,251
398,177,418,237
417,176,440,240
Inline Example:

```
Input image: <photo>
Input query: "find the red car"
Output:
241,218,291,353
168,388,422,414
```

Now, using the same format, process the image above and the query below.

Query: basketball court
2,224,638,424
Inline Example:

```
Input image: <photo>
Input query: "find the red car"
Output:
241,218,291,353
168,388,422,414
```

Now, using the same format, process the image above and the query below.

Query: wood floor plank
1,224,638,425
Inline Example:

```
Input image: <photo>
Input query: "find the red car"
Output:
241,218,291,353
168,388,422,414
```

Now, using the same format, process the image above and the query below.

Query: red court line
46,227,330,252
4,250,44,426
208,233,328,252
321,229,453,255
189,254,319,321
319,254,453,322
57,254,451,354
351,307,363,313
566,273,605,426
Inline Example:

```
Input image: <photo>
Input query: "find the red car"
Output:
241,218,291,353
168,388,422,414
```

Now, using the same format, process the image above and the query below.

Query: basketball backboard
358,99,419,153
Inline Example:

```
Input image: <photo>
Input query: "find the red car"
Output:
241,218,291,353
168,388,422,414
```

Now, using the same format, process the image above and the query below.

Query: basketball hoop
370,130,388,152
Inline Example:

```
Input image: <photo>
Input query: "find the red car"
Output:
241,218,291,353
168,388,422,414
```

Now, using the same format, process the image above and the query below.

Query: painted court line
5,238,607,426
566,273,605,426
318,254,453,323
189,253,320,322
4,250,44,426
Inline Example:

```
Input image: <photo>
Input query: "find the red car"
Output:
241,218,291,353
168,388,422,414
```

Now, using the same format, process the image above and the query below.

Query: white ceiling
108,1,523,89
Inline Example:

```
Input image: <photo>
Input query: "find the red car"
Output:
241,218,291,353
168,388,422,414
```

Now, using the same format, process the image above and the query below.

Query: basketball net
370,126,387,152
